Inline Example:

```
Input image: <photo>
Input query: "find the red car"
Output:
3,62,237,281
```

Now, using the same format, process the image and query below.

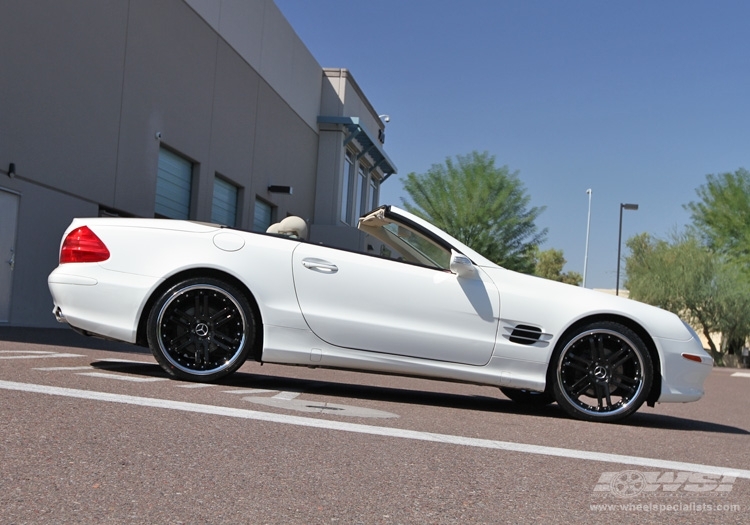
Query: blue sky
276,0,750,289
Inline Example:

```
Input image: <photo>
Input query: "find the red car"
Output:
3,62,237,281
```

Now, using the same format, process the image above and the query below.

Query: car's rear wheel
551,321,653,423
499,387,554,406
147,277,255,382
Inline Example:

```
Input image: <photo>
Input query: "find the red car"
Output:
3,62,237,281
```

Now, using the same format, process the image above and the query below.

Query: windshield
358,208,451,270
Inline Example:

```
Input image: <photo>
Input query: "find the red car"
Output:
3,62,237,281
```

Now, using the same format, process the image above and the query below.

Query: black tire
551,321,653,423
147,277,256,382
500,387,554,406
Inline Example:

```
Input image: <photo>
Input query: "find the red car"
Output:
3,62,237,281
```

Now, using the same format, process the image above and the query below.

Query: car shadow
0,326,150,354
6,328,745,435
623,412,749,434
89,359,566,418
86,360,749,435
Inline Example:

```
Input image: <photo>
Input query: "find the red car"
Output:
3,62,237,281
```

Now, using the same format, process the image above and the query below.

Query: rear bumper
48,264,160,343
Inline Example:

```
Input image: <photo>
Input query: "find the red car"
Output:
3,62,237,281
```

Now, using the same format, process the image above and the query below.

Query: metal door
292,243,500,366
0,189,20,322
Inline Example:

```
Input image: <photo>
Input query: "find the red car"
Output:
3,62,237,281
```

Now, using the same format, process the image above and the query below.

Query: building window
340,151,355,225
253,199,274,232
212,176,239,227
156,148,192,219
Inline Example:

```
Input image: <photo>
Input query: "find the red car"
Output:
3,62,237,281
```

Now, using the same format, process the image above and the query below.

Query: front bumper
655,335,713,403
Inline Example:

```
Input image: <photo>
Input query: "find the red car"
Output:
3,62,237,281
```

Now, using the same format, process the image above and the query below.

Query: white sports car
48,205,713,422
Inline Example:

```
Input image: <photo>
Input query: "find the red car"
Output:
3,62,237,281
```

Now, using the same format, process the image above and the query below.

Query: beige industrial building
0,0,396,327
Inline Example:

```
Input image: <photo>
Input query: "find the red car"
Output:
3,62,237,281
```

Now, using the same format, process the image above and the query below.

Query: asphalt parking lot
1,327,749,524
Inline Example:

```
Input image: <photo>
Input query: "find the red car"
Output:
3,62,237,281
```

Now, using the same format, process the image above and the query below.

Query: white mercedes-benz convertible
48,205,712,422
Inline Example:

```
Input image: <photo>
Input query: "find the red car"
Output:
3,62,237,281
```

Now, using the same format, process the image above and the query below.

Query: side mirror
450,250,476,278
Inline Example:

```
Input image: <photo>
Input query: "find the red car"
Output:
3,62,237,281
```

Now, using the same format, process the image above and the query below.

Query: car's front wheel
147,277,256,382
551,321,653,423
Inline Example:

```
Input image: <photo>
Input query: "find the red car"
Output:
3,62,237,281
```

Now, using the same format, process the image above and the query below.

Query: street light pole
583,189,592,288
616,203,639,296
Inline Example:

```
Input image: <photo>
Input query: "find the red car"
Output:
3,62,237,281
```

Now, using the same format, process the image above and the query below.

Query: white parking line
222,388,277,395
34,359,157,373
77,372,168,383
34,366,95,371
0,350,52,353
1,379,749,480
244,396,399,418
227,389,397,418
0,350,84,359
272,391,301,400
95,358,157,364
731,372,750,378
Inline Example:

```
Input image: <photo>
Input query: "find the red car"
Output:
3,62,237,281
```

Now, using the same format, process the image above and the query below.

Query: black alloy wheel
551,321,653,422
147,277,256,382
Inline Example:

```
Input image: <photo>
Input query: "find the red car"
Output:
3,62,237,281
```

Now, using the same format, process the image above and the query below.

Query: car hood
480,265,695,342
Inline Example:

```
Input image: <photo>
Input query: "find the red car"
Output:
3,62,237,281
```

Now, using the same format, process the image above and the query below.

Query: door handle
7,249,14,271
301,258,338,273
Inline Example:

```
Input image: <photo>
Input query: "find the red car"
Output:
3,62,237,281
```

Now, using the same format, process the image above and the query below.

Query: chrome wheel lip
556,328,645,417
156,284,247,376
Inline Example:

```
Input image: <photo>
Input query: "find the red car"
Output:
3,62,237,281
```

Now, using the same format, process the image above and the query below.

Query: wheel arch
546,313,662,406
136,268,264,362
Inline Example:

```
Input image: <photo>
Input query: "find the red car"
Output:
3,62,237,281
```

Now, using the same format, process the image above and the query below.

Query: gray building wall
0,0,395,328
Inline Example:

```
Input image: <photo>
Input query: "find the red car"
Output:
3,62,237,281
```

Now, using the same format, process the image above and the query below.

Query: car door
291,243,500,366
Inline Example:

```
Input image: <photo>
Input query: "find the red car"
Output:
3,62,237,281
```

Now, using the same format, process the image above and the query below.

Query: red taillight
681,353,703,363
60,226,110,263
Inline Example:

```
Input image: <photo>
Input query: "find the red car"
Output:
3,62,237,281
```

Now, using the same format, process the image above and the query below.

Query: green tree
712,260,750,358
401,151,547,273
534,248,582,286
625,232,717,352
686,168,750,264
683,168,750,360
624,231,750,362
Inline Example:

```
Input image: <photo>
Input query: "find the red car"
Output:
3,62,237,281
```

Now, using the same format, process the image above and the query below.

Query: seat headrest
266,216,308,240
